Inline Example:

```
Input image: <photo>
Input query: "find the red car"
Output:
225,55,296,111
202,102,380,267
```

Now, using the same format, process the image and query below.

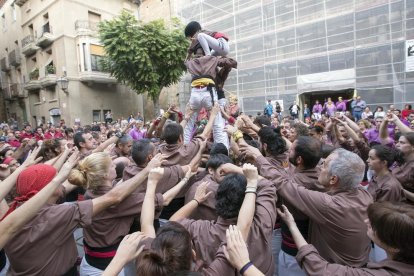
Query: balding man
242,146,372,269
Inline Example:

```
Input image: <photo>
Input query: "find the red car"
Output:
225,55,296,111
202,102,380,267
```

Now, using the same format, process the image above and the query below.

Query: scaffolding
175,0,414,114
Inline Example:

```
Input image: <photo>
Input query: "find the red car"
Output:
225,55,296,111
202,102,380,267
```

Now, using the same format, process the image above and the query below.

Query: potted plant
45,64,56,75
29,67,39,80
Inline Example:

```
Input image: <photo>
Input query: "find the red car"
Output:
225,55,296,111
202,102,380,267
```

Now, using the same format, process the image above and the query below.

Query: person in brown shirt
278,201,414,276
391,133,414,196
108,134,133,159
277,136,324,276
241,145,372,268
157,107,217,166
73,153,194,274
184,153,234,221
172,172,277,275
367,145,404,202
4,152,164,276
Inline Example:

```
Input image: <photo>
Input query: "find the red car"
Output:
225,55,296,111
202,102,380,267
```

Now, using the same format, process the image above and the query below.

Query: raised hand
225,125,238,136
147,153,165,169
21,147,43,168
148,167,164,183
239,144,262,159
242,163,258,185
223,225,251,271
56,149,80,181
112,232,145,266
277,205,295,227
194,181,213,203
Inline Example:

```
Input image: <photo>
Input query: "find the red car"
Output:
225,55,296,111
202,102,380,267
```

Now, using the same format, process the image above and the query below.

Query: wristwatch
115,132,123,138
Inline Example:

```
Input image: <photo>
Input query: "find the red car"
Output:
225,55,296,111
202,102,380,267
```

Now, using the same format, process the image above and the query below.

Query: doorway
300,89,355,110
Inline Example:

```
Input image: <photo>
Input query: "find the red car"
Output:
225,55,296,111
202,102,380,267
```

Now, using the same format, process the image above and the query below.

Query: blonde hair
68,152,112,192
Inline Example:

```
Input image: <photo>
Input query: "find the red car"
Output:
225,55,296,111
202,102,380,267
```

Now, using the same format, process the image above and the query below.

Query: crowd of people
0,20,413,276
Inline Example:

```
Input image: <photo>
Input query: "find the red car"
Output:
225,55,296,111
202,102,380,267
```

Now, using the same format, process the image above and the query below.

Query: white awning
297,69,355,93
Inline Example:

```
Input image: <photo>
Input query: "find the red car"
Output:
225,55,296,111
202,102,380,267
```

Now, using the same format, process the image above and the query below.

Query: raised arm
0,147,42,202
0,149,79,249
94,123,132,153
389,112,412,134
237,164,258,240
198,102,220,141
162,170,195,206
169,181,212,221
342,115,361,133
141,167,164,238
180,104,195,129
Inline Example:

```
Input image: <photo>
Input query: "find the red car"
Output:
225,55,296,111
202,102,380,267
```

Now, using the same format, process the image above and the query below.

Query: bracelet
192,198,200,205
245,191,257,195
181,177,189,183
239,261,253,275
163,112,170,119
245,186,257,193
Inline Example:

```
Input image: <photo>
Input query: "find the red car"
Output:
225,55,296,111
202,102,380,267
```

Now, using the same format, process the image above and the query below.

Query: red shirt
20,132,34,141
44,131,64,139
401,109,413,120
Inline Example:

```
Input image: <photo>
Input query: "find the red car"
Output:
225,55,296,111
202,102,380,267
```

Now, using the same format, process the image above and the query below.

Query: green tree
99,12,188,114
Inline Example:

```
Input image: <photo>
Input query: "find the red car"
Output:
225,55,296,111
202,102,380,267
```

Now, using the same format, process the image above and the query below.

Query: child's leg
184,89,203,143
197,33,229,56
184,111,199,144
209,88,229,149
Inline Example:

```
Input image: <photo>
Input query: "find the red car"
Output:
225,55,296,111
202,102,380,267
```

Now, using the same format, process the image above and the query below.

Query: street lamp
57,74,69,92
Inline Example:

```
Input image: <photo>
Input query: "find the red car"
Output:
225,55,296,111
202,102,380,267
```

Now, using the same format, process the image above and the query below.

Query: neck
404,152,414,162
375,168,390,178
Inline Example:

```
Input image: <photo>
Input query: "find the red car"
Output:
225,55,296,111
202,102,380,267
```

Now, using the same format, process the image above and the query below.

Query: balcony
36,23,55,48
10,83,26,98
0,57,11,72
21,35,39,56
79,71,117,84
41,66,57,87
25,70,41,91
8,49,21,67
75,20,99,36
14,0,29,7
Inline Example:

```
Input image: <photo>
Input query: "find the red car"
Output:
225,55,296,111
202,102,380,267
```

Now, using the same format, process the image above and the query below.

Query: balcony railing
21,35,39,56
8,49,21,67
0,57,10,72
75,20,99,31
36,23,55,48
22,35,36,48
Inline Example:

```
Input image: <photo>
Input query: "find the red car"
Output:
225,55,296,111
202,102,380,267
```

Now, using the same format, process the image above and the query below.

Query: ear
297,155,303,166
192,249,197,261
208,167,214,175
329,175,339,186
263,143,268,151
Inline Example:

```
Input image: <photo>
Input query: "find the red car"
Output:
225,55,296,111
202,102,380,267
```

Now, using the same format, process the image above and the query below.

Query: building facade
175,0,414,114
0,0,144,127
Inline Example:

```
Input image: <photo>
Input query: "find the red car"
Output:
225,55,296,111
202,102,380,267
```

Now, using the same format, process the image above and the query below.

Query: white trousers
184,87,229,148
278,251,306,276
197,33,229,56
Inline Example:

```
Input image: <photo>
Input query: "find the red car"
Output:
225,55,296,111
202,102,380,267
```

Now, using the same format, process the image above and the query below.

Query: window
90,44,105,72
93,110,101,122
